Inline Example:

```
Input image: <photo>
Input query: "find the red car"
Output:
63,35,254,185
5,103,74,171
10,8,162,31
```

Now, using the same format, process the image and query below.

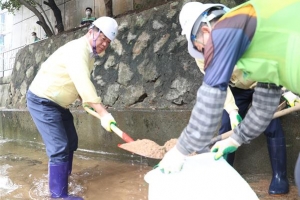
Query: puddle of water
0,139,152,200
0,164,19,196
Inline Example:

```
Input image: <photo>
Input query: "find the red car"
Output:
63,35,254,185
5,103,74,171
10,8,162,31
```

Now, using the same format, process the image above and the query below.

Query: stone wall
0,76,10,108
7,1,202,110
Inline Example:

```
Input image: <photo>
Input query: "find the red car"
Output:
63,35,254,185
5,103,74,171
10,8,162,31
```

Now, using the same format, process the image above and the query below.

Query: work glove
211,137,241,160
229,110,242,130
100,113,117,132
157,146,186,174
282,91,300,107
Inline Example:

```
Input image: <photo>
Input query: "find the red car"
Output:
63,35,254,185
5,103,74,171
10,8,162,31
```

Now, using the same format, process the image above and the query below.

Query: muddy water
1,139,299,200
0,139,152,200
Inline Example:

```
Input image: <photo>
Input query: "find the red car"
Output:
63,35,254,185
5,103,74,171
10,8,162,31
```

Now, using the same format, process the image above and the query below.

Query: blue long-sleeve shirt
203,4,256,91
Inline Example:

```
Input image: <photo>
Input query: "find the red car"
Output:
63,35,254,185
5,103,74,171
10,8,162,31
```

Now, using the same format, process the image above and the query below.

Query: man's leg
26,90,82,199
218,111,235,165
218,87,253,166
264,118,289,195
62,109,78,175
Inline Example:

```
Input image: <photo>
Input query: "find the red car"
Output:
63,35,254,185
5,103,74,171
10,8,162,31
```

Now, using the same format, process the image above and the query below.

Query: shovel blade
118,139,166,159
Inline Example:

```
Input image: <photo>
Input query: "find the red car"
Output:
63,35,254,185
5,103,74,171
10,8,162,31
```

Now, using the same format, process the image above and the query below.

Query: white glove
157,146,186,174
229,110,242,130
211,137,241,160
100,113,116,132
282,91,300,107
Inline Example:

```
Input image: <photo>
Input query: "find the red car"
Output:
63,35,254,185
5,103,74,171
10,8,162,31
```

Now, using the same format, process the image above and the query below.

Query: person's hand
229,110,242,129
211,137,241,160
100,113,116,132
157,146,186,174
282,91,300,107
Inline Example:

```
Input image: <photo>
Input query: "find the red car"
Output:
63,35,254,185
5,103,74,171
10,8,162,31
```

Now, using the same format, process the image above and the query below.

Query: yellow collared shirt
29,36,101,108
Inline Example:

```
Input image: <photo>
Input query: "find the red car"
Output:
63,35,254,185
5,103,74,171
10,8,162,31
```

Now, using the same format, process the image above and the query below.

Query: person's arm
231,83,282,144
78,95,110,118
176,83,227,154
212,83,281,160
177,22,254,154
195,59,239,115
88,102,109,117
65,40,116,131
87,102,116,132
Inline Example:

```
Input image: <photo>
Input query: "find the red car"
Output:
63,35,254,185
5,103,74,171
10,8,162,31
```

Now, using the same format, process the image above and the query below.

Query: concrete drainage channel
0,109,299,176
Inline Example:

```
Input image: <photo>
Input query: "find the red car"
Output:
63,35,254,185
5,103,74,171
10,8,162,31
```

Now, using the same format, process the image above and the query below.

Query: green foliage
0,0,36,13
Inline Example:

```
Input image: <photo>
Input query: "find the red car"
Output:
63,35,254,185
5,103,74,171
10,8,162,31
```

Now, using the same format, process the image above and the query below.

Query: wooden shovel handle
83,106,134,143
210,102,300,145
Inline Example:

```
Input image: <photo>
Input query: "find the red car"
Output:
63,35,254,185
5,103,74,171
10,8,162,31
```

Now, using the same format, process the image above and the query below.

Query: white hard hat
179,2,229,59
92,16,118,41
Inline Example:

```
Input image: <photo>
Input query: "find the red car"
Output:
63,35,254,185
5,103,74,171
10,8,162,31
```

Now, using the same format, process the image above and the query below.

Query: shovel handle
210,102,300,145
83,106,134,143
110,124,134,143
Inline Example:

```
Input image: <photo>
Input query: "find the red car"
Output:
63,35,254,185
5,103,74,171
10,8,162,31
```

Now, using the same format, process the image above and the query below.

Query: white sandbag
144,152,258,200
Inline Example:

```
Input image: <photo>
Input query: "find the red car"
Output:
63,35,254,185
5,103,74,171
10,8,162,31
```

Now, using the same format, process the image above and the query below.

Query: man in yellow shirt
26,16,118,199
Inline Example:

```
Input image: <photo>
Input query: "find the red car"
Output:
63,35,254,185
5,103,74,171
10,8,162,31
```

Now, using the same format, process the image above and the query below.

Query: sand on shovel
119,138,178,159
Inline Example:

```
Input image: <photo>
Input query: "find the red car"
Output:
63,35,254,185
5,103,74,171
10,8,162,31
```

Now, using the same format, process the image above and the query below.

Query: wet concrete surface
0,140,299,200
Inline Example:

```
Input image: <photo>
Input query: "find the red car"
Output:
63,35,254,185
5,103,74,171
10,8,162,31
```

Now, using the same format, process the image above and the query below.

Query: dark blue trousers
219,86,284,138
26,90,78,164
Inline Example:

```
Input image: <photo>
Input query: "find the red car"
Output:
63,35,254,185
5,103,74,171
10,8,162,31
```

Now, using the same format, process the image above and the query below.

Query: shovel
119,101,300,159
84,106,167,158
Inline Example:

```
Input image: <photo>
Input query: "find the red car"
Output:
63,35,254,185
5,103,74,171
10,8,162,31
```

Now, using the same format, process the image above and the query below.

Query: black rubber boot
267,137,289,195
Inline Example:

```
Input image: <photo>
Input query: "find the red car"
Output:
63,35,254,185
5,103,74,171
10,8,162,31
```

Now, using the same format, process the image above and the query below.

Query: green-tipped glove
211,137,241,160
100,113,117,132
229,110,242,130
282,91,300,107
157,146,186,174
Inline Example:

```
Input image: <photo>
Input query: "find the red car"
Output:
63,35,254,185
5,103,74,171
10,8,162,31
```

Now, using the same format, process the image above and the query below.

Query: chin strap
92,29,101,57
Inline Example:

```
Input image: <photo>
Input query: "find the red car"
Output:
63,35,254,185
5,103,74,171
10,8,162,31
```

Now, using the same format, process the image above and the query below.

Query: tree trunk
18,0,53,37
105,0,113,17
34,0,55,34
44,0,64,33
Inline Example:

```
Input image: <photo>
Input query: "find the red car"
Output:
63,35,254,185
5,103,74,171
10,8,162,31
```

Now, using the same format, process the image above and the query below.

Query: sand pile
163,138,178,152
119,138,178,159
